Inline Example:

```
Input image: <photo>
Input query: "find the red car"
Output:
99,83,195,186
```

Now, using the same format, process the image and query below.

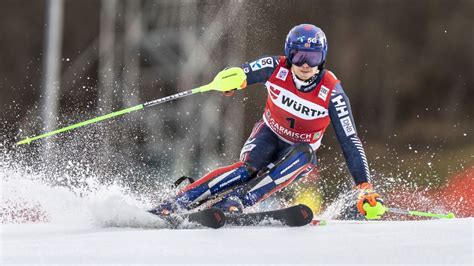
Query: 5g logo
250,57,274,71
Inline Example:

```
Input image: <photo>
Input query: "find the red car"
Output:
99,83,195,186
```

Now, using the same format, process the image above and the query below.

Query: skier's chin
295,71,314,81
292,66,318,81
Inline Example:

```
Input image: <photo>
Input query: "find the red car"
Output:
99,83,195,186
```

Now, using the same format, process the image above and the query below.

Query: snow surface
2,218,473,265
1,171,473,265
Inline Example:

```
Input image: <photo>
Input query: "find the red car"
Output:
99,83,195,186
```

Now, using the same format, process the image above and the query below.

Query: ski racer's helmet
284,24,327,69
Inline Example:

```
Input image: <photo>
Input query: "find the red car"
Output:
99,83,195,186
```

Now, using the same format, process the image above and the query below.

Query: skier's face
291,63,319,81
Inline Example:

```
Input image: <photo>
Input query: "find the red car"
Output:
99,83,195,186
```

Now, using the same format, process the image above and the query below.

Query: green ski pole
362,202,455,220
17,67,246,145
386,207,455,219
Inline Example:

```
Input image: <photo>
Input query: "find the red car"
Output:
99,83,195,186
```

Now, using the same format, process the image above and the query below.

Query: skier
152,24,385,220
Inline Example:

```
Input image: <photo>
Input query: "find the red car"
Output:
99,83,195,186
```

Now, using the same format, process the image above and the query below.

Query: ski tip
195,208,226,229
210,208,226,229
292,204,314,226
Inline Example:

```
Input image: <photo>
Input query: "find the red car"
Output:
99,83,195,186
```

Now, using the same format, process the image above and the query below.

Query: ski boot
148,200,180,216
212,195,244,214
150,163,255,215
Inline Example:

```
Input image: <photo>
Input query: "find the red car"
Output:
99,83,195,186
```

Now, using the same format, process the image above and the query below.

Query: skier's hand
355,182,386,219
213,67,247,93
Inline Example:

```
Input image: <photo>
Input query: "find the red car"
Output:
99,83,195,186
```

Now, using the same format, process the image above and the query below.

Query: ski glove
216,67,247,96
355,182,386,219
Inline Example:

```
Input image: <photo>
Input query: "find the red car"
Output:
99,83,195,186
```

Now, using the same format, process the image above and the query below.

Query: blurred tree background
0,0,472,210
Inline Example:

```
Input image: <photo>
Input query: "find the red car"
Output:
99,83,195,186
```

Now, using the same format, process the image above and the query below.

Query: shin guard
174,162,255,210
226,142,315,207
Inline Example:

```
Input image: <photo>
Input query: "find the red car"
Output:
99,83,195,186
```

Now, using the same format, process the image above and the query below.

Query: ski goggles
289,50,324,67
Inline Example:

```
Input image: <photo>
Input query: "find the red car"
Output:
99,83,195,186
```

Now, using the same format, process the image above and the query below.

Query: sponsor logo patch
312,131,322,140
331,95,349,118
250,57,274,71
269,85,280,100
340,116,355,136
266,82,327,120
318,85,329,101
267,117,314,142
276,68,289,81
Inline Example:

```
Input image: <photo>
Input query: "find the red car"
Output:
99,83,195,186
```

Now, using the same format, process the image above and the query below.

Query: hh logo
269,86,280,100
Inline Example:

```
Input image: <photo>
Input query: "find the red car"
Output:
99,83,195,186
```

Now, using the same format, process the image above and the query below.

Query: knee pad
261,142,314,174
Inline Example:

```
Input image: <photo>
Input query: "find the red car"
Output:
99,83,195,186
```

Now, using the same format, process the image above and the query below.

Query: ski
225,204,314,227
149,207,226,229
148,204,314,228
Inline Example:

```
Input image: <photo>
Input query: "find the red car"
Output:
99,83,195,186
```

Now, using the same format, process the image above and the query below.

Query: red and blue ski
149,204,314,229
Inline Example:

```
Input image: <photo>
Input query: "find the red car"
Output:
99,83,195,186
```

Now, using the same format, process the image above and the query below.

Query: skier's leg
149,162,255,215
239,120,281,171
215,142,315,208
151,121,280,214
174,161,256,210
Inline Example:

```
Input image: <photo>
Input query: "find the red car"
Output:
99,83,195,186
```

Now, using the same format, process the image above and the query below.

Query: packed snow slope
2,218,472,264
1,166,472,264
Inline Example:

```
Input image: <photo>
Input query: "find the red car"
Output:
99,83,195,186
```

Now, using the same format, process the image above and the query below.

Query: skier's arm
241,56,280,85
328,83,371,185
222,56,279,96
329,84,385,219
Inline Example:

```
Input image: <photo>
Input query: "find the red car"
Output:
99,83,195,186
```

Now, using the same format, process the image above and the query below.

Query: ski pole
17,67,247,145
386,207,455,219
